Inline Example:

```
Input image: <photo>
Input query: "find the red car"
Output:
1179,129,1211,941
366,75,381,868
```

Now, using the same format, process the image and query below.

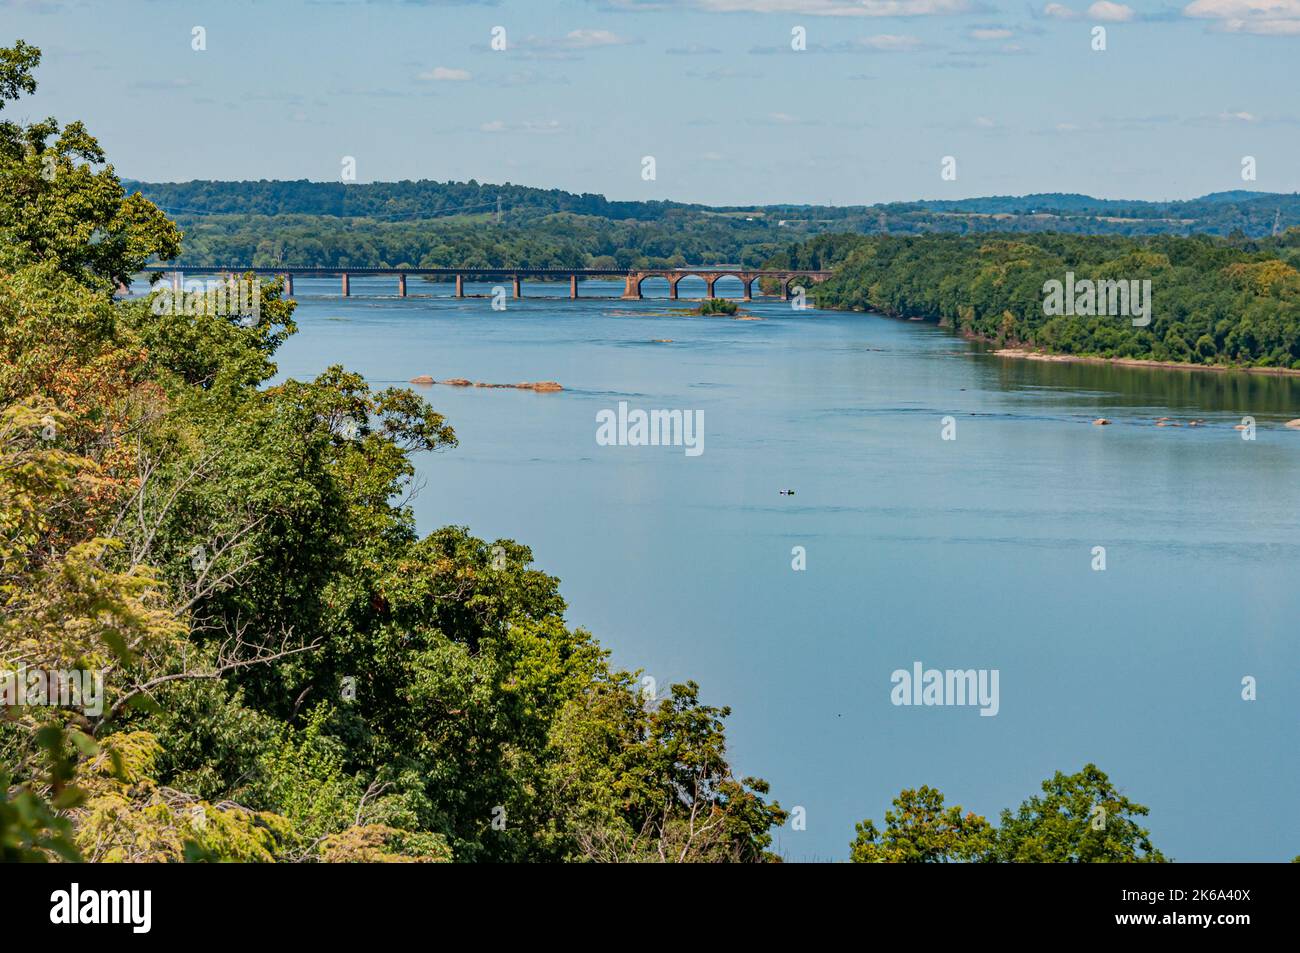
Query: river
270,275,1300,862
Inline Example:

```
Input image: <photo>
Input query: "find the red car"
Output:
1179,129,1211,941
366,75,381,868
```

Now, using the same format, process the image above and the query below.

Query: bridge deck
140,266,833,278
132,265,833,301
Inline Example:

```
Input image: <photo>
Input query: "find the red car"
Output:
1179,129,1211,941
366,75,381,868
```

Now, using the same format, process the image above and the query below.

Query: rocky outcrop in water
409,376,562,392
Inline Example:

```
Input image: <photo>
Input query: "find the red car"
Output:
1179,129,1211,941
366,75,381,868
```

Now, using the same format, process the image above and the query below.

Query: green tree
850,786,993,863
991,764,1167,863
852,765,1167,863
1,40,784,864
0,41,180,288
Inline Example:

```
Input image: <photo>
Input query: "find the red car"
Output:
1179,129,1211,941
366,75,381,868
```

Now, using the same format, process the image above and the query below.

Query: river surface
269,275,1299,862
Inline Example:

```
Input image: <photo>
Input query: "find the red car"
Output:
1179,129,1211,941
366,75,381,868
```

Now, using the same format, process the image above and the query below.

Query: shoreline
990,347,1300,378
858,310,1300,378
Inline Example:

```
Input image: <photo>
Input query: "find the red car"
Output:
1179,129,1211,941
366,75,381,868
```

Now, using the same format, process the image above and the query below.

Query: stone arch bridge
618,268,833,301
147,266,835,301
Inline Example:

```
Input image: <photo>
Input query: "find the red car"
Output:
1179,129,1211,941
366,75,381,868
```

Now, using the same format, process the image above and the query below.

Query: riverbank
274,287,1300,863
992,347,1300,377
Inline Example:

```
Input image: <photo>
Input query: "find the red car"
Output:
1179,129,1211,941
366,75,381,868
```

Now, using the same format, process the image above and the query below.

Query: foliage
131,179,1300,277
0,40,783,864
795,232,1300,369
851,765,1168,863
1,42,180,288
695,298,738,316
318,824,451,863
850,786,993,863
549,678,787,862
71,732,294,863
990,764,1167,863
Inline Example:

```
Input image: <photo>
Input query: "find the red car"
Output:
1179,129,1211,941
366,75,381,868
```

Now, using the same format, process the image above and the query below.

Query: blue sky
5,0,1300,204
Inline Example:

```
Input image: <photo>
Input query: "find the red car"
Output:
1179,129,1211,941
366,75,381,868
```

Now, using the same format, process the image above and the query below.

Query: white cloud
1043,3,1078,18
481,69,573,89
769,111,801,122
974,115,996,127
1087,2,1134,21
1184,0,1300,33
970,27,1014,39
667,43,723,54
561,29,633,48
609,0,970,16
509,29,638,58
1217,110,1259,121
861,33,925,50
418,66,471,81
477,119,562,134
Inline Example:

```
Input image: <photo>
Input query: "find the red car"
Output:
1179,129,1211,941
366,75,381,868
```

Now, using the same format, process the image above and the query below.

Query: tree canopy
0,41,783,864
773,231,1300,369
851,765,1168,863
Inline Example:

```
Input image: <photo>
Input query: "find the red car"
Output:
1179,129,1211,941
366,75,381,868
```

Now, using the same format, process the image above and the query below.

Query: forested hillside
770,231,1300,369
151,211,788,271
130,178,695,221
0,41,785,863
126,179,1300,272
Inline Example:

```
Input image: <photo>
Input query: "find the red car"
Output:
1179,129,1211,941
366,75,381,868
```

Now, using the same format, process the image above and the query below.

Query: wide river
271,276,1298,862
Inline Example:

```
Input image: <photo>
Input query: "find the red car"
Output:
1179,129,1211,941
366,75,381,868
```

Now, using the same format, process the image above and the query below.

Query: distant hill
895,190,1293,226
124,179,1300,270
124,179,696,222
902,191,1273,216
126,178,1300,237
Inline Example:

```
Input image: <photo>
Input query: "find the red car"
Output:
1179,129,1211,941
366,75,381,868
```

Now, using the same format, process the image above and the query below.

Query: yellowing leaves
1223,259,1300,296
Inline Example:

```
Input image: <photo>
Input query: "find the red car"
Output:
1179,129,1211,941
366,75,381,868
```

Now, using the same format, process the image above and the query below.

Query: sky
4,0,1300,205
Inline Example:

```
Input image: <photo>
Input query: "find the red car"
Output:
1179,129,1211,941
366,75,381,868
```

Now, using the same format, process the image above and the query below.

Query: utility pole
496,195,502,226
1273,208,1282,237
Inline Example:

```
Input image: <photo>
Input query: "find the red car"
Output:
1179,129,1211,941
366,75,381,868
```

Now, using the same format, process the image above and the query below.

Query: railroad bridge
150,266,835,301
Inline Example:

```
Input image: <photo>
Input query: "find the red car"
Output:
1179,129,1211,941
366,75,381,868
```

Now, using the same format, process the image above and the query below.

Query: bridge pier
140,267,833,302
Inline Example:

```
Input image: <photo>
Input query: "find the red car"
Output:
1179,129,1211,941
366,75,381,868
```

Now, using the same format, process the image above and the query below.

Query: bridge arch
779,273,823,303
705,273,748,299
636,275,674,299
671,274,709,300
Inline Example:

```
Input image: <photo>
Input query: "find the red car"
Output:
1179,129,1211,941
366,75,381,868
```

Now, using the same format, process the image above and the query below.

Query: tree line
127,181,1300,276
151,210,789,271
0,40,783,863
769,231,1300,369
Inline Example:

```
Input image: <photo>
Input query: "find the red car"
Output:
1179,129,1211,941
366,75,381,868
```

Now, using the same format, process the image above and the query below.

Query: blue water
270,276,1300,862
